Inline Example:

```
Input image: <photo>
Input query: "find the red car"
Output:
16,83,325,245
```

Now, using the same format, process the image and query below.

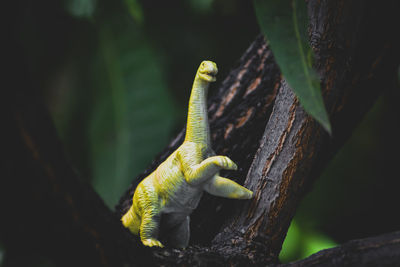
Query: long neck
184,75,211,144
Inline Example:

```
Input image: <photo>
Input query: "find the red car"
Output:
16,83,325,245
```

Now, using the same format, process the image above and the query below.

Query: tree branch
1,97,154,266
119,0,400,265
208,0,400,264
283,231,400,267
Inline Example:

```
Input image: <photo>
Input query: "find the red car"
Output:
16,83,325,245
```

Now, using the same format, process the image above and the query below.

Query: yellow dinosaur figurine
121,60,253,248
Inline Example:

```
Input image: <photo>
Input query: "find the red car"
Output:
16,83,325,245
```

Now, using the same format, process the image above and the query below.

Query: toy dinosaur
121,60,253,248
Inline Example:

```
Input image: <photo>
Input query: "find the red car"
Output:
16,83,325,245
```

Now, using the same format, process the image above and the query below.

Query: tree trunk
2,0,399,266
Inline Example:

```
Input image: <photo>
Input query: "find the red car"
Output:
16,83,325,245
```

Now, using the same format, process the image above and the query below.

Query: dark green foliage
89,22,177,207
51,0,259,207
254,0,331,133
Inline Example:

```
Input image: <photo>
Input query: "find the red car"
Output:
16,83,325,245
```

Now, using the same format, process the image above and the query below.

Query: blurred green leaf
124,0,144,23
65,0,97,18
280,220,337,263
279,221,302,262
89,22,176,208
188,0,214,13
254,0,331,133
302,232,337,259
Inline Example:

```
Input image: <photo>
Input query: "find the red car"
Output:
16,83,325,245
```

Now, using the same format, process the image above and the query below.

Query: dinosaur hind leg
167,216,190,248
121,206,141,235
140,210,164,247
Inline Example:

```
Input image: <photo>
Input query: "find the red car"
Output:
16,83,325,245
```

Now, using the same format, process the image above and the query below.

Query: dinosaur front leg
204,175,253,199
140,211,164,248
183,155,238,185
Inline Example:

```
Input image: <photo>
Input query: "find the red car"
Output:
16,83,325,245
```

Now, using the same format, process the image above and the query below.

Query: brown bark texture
2,0,400,266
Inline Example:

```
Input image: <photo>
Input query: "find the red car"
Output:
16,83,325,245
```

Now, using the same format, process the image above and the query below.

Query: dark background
3,0,400,265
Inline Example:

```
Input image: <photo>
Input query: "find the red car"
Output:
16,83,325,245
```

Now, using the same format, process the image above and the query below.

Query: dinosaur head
197,60,218,82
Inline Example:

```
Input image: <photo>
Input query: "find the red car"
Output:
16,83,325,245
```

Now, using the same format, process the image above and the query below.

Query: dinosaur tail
121,206,140,235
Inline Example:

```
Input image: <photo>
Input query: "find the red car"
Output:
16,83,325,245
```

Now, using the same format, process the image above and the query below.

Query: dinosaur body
121,61,253,248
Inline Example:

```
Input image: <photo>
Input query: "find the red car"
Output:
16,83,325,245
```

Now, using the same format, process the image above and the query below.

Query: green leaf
302,232,337,259
254,0,331,133
279,221,302,262
188,0,215,13
280,220,337,262
124,0,144,23
89,22,176,208
65,0,97,19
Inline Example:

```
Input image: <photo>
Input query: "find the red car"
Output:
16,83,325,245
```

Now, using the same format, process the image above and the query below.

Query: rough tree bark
2,0,399,266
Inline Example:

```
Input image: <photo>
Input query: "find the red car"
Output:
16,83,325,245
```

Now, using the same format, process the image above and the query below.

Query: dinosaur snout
198,60,218,82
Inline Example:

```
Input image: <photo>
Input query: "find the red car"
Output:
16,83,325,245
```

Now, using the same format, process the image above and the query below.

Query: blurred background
4,0,400,265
